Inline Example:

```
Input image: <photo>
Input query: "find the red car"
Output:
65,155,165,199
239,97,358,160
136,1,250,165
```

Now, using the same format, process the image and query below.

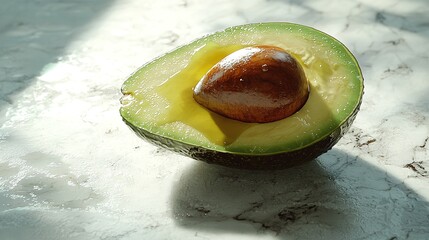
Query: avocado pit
193,46,310,123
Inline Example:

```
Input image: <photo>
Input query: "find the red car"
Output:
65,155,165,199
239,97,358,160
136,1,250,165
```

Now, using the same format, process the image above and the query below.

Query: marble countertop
1,0,428,239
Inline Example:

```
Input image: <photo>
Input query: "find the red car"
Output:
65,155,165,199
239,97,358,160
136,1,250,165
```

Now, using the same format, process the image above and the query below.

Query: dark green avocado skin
122,102,360,170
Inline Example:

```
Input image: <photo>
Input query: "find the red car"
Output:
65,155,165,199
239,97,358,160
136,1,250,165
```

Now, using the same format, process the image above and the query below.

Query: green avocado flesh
120,22,363,169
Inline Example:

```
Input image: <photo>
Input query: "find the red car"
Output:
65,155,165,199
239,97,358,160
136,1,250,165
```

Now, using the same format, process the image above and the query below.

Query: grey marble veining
1,0,428,239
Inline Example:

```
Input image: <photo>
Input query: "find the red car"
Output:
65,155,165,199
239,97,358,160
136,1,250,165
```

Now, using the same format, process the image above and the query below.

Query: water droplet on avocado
261,64,269,72
120,94,134,106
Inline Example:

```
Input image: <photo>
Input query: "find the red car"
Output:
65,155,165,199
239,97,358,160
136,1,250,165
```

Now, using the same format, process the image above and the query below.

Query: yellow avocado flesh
120,23,363,155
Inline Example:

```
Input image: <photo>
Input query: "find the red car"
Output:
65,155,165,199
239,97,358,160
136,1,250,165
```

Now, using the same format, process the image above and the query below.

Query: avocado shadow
170,149,429,239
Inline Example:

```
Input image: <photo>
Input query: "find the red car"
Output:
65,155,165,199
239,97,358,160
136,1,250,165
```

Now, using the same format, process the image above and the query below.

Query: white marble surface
1,0,429,239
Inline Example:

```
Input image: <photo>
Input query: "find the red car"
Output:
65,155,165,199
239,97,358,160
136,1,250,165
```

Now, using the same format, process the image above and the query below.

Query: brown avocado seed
193,46,310,123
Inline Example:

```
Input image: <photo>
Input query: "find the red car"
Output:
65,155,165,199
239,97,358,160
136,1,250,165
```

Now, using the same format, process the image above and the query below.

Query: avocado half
120,22,364,170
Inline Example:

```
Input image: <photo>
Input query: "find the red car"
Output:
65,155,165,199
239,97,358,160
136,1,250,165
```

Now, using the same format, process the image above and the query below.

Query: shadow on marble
170,149,429,239
0,0,115,111
374,9,429,39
